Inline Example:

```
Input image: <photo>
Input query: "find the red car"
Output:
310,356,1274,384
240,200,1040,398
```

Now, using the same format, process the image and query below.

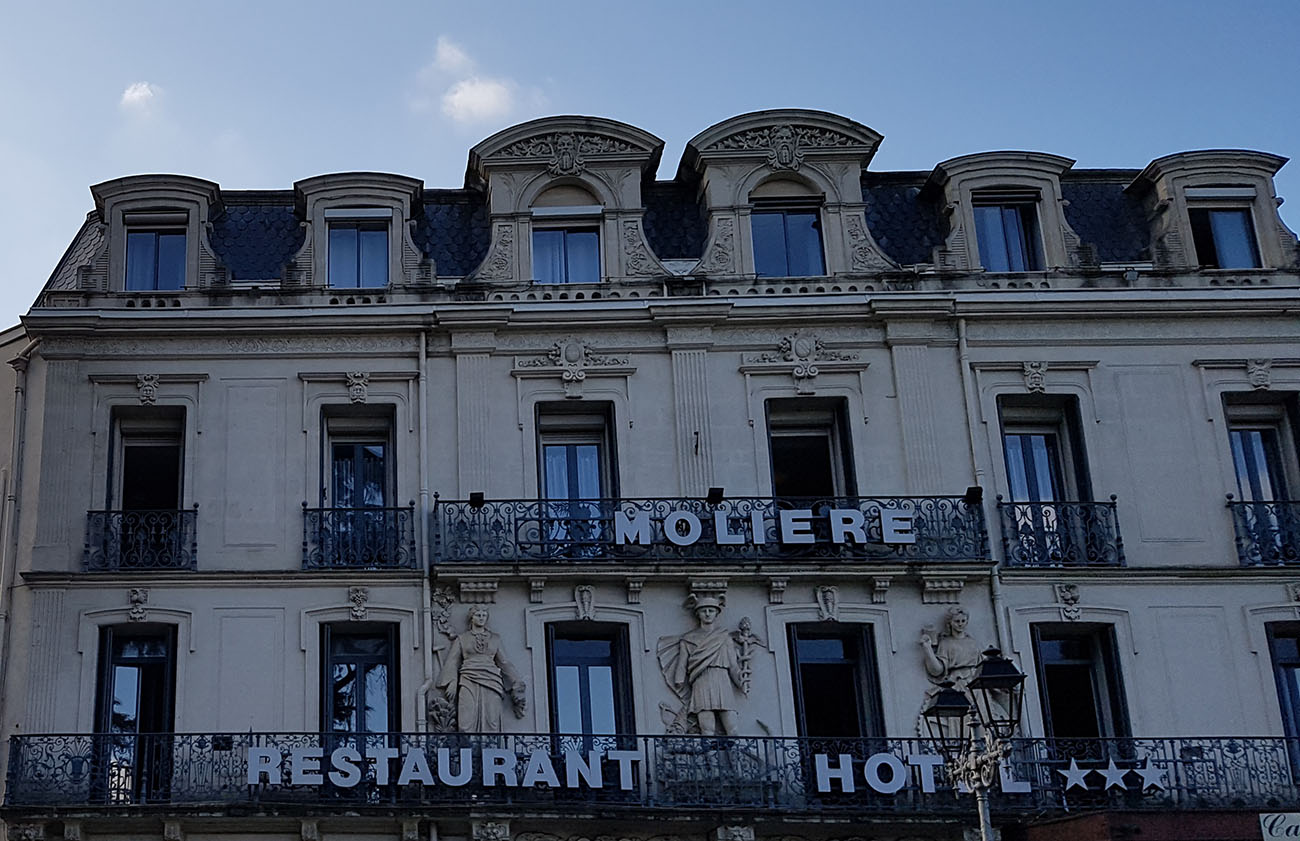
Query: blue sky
1,0,1297,322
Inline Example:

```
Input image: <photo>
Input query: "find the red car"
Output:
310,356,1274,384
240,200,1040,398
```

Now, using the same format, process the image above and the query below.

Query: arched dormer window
530,184,602,284
749,177,826,278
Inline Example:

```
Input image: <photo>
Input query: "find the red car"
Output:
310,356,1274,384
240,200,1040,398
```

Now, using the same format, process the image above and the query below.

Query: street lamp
922,648,1028,841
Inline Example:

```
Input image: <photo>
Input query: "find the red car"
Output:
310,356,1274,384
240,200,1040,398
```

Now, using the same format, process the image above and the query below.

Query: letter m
614,509,652,545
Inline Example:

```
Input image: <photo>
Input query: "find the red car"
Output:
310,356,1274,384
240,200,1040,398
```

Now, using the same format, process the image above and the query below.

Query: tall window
1226,397,1298,502
1190,207,1261,269
126,230,186,291
1268,624,1300,746
95,626,176,803
766,398,854,497
1031,625,1128,738
328,221,389,288
533,228,600,284
973,192,1043,272
999,396,1089,504
788,625,883,738
314,412,399,567
547,623,633,751
538,405,614,556
752,205,825,277
323,625,397,735
114,409,184,512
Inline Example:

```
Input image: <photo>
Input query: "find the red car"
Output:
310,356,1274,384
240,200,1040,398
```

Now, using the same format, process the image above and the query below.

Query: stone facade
2,110,1300,841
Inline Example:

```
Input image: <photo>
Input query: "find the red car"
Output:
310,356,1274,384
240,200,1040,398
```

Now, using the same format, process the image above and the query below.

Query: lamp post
922,648,1028,841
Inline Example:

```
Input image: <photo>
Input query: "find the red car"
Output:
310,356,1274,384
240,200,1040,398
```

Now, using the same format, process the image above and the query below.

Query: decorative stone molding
1286,582,1300,603
513,336,634,398
401,820,422,841
163,821,184,841
921,578,965,604
128,588,149,622
472,820,511,841
346,371,370,403
815,585,840,622
700,216,736,274
1022,361,1049,393
1248,358,1272,389
844,211,895,271
529,577,545,604
622,218,665,277
476,222,516,281
768,577,788,604
689,579,729,603
61,824,81,841
136,373,160,404
872,576,892,604
301,820,320,841
626,577,644,604
1054,583,1082,621
712,827,755,841
460,579,499,604
7,825,45,841
497,132,640,172
575,584,596,620
348,586,369,621
740,330,863,394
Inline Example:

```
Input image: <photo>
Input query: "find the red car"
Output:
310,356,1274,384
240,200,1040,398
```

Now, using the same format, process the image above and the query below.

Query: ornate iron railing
997,497,1125,567
84,508,198,571
6,733,1299,814
1228,497,1300,566
302,504,417,570
432,496,988,564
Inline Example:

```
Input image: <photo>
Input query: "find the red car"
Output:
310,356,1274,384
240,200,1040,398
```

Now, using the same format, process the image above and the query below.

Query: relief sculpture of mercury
657,594,761,735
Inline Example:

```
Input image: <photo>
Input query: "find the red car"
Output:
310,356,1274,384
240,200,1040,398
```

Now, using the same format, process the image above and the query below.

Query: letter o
863,753,907,794
664,511,703,546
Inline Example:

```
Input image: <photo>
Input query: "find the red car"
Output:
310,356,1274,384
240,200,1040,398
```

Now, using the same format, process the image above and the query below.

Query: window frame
530,204,603,285
320,623,399,735
545,622,635,738
786,623,884,739
971,189,1045,273
109,407,185,512
997,395,1091,503
765,397,856,498
1031,623,1130,739
750,199,827,279
325,208,393,289
321,410,396,509
94,624,178,803
1224,394,1300,503
536,403,617,501
124,227,188,292
1188,204,1263,270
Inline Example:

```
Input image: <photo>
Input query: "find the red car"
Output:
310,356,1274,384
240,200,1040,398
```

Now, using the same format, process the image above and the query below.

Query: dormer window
327,210,391,288
530,185,603,284
1187,195,1261,269
973,191,1043,272
125,224,186,291
752,203,825,278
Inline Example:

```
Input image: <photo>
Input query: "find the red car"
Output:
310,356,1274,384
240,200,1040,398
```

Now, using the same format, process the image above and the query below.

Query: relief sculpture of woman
436,606,526,733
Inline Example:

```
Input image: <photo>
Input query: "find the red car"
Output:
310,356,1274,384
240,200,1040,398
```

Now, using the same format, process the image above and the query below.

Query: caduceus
734,616,758,697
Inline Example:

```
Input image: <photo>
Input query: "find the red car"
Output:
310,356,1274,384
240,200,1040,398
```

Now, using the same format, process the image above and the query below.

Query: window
538,405,615,556
766,398,855,497
328,220,389,288
973,193,1043,272
752,205,825,277
1268,625,1300,746
113,408,184,512
95,626,176,803
1031,624,1128,738
125,230,186,291
788,625,883,738
323,625,397,735
1190,207,1261,269
1227,399,1297,503
326,413,393,509
999,396,1089,504
547,623,634,749
310,412,406,568
532,227,600,284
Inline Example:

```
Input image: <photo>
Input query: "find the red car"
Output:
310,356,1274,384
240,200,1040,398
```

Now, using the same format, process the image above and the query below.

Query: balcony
433,495,988,565
997,497,1125,567
1228,497,1300,566
302,505,417,570
84,508,198,571
5,733,1298,816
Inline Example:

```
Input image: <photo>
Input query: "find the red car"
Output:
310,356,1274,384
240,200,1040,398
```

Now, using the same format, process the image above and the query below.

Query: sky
1,0,1298,324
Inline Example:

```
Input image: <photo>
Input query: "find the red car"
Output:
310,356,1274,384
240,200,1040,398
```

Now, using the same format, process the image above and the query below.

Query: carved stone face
696,605,720,625
469,606,489,628
948,609,969,635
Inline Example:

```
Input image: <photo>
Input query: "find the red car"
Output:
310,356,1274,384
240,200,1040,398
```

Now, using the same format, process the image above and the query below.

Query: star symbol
1134,762,1166,791
1057,758,1091,791
1099,758,1129,790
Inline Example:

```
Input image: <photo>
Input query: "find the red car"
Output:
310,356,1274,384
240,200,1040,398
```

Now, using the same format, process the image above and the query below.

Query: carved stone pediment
513,336,635,397
740,331,864,394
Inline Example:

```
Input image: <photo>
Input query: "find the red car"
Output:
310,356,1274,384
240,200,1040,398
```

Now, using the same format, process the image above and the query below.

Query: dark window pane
771,433,835,497
121,445,181,510
565,230,600,284
752,212,788,277
325,629,395,734
799,662,862,737
329,226,359,288
156,233,186,290
1043,662,1102,738
1210,209,1260,269
358,228,388,288
785,212,825,276
1189,208,1219,267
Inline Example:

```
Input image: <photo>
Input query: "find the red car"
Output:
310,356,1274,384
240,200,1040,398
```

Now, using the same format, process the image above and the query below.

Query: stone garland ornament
346,372,369,404
348,586,369,621
516,336,630,398
1053,582,1082,621
435,606,526,732
656,593,762,736
1022,361,1048,393
128,588,149,622
136,373,160,405
1248,358,1272,389
816,585,840,622
743,331,860,394
575,584,596,621
496,132,638,175
427,586,459,731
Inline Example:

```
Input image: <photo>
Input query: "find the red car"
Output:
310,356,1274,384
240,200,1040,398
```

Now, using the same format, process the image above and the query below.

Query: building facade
2,110,1300,841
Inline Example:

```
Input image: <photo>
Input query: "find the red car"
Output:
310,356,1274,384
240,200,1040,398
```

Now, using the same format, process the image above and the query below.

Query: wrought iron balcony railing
997,496,1125,567
432,495,988,564
1228,496,1300,566
302,504,417,570
84,507,198,571
6,733,1299,815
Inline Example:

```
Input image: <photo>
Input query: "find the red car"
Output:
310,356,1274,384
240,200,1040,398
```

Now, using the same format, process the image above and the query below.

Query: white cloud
434,36,474,74
119,81,160,114
441,77,515,124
